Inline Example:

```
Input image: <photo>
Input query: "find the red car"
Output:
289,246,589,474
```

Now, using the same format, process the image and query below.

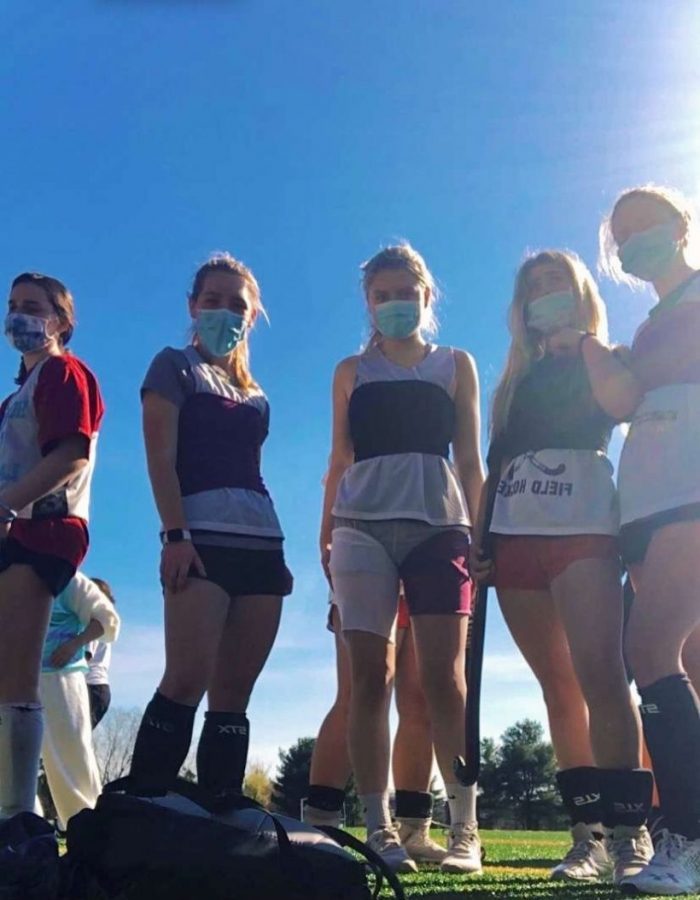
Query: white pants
38,670,101,829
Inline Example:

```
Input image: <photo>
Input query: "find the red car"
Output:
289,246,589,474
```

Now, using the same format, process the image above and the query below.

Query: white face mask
4,312,55,353
373,300,422,339
525,290,577,335
618,221,681,282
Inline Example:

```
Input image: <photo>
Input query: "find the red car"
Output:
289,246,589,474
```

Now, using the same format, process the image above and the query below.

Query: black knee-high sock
394,790,433,820
556,767,604,830
639,674,700,839
599,768,653,829
130,691,196,791
196,711,249,794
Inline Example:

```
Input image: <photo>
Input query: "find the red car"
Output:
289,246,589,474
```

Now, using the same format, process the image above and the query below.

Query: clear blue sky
3,0,700,771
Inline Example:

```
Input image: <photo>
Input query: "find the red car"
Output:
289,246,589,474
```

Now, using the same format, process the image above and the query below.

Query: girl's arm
452,350,486,526
68,572,121,642
48,618,104,669
319,357,356,581
0,434,89,514
142,391,206,591
547,328,643,421
143,392,188,531
0,356,103,524
581,336,643,421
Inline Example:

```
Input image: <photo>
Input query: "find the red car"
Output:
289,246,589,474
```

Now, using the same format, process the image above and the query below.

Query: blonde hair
599,184,696,285
360,243,439,348
490,250,609,439
189,252,266,391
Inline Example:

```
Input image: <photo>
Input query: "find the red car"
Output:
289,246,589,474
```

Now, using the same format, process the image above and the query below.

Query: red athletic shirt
0,354,105,567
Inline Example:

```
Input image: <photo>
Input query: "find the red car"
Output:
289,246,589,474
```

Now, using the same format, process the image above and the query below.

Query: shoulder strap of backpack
319,826,406,900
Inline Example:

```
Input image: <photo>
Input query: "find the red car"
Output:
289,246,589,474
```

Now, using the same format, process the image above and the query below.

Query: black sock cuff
556,767,603,826
306,785,346,811
599,768,653,828
640,673,691,702
394,790,433,819
150,691,197,725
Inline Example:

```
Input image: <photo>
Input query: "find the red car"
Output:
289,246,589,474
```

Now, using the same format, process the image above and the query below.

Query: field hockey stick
454,468,500,787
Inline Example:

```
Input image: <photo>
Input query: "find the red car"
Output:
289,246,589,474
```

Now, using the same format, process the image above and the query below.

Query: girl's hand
471,551,495,585
546,327,587,357
49,638,81,669
0,520,11,542
160,541,206,594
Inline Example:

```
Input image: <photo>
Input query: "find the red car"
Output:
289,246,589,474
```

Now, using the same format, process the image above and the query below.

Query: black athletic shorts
188,543,293,598
0,537,75,597
88,683,111,729
620,502,700,565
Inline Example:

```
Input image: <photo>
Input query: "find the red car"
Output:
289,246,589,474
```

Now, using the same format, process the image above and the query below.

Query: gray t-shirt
140,345,282,540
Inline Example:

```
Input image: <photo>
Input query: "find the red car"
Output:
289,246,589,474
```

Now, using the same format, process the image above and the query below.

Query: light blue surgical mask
525,290,577,335
4,312,53,353
195,309,247,357
618,221,681,282
374,300,422,340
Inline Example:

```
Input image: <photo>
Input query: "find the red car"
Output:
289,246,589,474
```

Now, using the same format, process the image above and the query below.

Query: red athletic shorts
493,534,620,591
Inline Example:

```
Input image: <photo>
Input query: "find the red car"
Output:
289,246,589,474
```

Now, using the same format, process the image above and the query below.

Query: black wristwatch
161,528,193,545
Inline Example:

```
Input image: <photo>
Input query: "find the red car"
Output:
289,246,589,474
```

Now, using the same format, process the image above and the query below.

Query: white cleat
397,817,447,863
441,821,482,874
607,824,654,885
550,822,610,881
366,826,418,874
619,830,700,895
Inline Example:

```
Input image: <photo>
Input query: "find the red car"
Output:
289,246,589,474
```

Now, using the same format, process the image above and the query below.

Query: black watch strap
161,528,193,545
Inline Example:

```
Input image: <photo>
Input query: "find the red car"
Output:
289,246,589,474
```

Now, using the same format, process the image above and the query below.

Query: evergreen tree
478,720,563,829
272,737,316,816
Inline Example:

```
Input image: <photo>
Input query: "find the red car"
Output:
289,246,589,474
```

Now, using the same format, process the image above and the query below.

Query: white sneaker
607,824,654,884
550,822,610,881
620,830,700,895
366,826,418,874
397,817,447,863
441,821,482,874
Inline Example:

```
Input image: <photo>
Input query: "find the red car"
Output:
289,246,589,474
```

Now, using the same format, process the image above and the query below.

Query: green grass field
348,829,700,900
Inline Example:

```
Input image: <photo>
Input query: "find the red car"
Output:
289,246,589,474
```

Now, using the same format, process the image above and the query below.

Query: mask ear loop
46,314,65,346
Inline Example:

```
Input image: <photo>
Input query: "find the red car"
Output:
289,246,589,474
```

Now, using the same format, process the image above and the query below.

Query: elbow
609,405,637,424
103,622,119,643
71,456,89,476
57,454,89,481
595,383,643,423
600,393,642,423
327,457,352,479
147,452,176,480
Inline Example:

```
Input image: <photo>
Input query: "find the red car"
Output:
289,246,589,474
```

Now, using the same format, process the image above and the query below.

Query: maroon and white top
142,345,283,541
0,354,105,566
618,273,700,525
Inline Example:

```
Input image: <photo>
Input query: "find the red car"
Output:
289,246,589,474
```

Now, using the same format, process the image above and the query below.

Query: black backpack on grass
63,779,404,900
0,812,60,900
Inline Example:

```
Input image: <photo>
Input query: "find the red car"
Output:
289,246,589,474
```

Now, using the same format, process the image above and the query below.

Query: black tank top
490,356,613,467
